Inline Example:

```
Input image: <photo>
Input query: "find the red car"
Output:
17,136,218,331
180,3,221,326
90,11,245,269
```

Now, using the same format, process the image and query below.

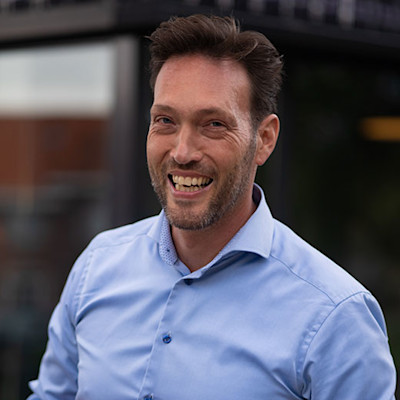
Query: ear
255,114,280,166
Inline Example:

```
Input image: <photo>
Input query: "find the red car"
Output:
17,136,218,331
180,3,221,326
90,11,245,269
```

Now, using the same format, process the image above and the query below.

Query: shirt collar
148,184,274,267
147,208,178,265
221,184,274,260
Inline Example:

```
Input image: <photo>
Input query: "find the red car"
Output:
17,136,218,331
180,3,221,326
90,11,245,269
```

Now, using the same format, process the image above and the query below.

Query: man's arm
27,249,89,400
301,292,396,399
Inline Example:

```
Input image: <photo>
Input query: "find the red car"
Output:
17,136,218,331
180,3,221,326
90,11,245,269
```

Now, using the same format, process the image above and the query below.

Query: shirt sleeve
301,292,397,399
27,247,90,400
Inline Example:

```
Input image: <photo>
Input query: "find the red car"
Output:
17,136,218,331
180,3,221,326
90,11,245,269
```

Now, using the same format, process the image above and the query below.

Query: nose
170,126,203,165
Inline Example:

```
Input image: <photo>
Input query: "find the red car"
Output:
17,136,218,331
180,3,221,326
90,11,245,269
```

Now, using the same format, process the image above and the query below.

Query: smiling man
147,53,278,269
28,15,396,400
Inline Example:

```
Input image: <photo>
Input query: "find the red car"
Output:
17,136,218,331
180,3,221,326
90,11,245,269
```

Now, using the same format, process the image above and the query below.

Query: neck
171,191,257,272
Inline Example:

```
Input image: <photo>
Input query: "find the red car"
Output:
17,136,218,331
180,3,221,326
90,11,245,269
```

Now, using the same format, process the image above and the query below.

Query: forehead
153,54,251,109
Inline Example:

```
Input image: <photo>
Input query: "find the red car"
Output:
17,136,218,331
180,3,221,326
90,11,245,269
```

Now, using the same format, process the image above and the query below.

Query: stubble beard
148,138,257,231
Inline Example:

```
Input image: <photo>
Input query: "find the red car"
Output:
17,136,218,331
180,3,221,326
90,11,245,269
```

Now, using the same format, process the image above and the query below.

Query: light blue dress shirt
28,185,396,400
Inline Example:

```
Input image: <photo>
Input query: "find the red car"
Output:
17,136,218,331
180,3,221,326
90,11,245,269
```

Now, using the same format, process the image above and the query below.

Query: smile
169,174,212,192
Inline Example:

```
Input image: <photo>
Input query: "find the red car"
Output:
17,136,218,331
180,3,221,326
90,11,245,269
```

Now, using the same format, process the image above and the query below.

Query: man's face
147,54,258,230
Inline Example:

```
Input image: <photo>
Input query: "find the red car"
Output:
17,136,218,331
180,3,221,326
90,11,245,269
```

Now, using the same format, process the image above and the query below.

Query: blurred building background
0,0,399,398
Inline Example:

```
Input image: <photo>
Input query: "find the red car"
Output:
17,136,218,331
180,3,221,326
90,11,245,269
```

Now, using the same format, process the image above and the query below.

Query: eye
150,114,176,135
156,116,173,124
208,121,225,128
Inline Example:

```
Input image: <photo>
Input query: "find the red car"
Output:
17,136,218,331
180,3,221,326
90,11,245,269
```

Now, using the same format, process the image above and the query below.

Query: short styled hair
148,14,283,125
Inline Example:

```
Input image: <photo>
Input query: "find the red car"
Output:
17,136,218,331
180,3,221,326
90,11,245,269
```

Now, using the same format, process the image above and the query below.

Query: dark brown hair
148,14,283,125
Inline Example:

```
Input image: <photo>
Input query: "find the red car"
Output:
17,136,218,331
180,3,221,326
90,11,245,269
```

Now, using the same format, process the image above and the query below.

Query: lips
169,174,212,192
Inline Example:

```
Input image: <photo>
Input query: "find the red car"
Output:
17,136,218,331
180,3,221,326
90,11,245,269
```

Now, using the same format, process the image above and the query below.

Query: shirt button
162,333,172,344
143,395,153,400
184,279,193,285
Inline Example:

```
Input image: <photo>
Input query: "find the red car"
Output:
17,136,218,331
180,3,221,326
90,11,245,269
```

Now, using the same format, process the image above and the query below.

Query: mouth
168,174,213,192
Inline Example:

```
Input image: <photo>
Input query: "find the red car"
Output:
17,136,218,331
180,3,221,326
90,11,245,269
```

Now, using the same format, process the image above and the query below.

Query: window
0,40,116,399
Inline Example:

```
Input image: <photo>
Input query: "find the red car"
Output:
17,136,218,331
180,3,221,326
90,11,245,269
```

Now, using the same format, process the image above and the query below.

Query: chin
165,206,219,231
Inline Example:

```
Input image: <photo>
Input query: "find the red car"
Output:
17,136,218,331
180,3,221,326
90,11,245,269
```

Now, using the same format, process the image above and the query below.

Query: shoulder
87,214,160,251
270,219,369,306
62,214,161,312
267,221,395,396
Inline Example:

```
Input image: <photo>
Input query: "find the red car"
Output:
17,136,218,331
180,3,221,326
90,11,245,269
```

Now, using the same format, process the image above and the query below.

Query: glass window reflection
0,41,115,399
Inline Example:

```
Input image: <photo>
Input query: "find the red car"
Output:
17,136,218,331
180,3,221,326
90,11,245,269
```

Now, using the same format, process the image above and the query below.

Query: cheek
146,139,154,161
146,134,166,164
220,137,255,164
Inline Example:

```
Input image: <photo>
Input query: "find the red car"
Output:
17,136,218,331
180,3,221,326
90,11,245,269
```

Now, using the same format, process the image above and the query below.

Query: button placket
138,279,187,400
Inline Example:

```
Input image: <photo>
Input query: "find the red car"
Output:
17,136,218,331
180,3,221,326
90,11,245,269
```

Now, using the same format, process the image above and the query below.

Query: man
28,14,396,400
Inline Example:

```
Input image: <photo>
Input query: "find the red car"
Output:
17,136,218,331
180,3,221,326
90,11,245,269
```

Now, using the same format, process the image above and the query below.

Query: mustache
164,160,214,175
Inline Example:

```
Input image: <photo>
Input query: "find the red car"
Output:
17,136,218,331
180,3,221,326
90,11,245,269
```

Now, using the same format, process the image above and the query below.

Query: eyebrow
150,104,175,114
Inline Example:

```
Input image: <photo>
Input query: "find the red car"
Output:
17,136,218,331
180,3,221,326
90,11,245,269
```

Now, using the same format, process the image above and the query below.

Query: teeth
175,184,200,192
173,174,211,192
171,175,211,191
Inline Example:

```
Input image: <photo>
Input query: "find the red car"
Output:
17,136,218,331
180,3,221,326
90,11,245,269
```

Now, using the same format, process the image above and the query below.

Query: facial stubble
148,136,257,231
